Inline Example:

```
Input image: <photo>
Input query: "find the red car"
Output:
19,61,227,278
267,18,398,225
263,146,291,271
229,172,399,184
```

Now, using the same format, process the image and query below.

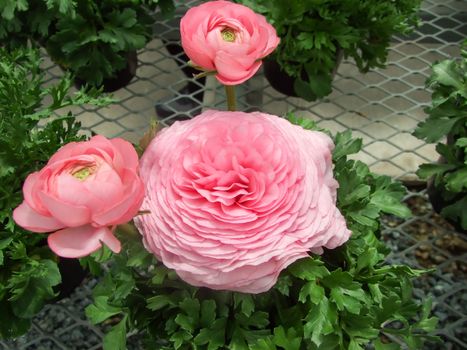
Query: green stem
224,85,237,111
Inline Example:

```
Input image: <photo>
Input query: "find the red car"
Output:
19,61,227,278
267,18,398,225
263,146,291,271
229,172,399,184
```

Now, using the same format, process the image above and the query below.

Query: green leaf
175,313,196,332
374,339,400,350
455,137,467,147
430,59,464,91
234,293,255,317
445,167,467,192
332,130,362,161
304,298,335,346
200,299,216,327
194,318,227,350
330,287,365,314
10,259,61,318
413,116,462,143
299,281,324,304
416,163,457,179
294,78,317,102
289,257,329,280
441,196,467,230
103,315,127,350
85,296,122,324
349,338,364,350
370,189,411,218
274,275,293,296
273,326,302,350
0,301,31,339
147,294,174,311
170,330,192,349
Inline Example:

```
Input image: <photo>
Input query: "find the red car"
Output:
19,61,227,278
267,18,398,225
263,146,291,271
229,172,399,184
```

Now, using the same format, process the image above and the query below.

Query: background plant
83,118,438,350
237,0,421,101
1,1,175,88
0,0,76,49
0,47,113,339
413,41,467,230
45,0,175,87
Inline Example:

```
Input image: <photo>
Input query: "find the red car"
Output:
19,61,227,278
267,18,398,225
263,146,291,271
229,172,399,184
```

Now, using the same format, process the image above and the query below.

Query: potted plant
1,1,175,92
45,0,147,92
236,0,422,101
414,41,467,233
10,2,438,348
80,118,438,350
0,47,112,339
0,0,74,50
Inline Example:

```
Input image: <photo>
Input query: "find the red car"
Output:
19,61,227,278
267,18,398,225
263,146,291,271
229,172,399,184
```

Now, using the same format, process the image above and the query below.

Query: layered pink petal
39,191,91,227
180,0,279,84
13,202,65,233
110,138,140,172
47,225,121,258
92,169,144,226
135,110,351,293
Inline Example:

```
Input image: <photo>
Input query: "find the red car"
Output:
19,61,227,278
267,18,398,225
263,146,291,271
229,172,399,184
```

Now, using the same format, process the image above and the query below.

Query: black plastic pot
74,51,138,93
426,134,466,234
53,257,88,300
427,179,466,234
263,49,344,97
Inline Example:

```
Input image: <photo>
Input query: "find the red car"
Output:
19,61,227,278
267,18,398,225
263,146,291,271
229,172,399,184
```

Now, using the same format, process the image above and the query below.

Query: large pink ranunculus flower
13,135,145,258
135,110,351,293
180,0,280,85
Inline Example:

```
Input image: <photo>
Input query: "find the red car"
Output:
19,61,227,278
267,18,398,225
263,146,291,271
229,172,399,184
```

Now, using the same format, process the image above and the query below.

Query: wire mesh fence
1,0,466,349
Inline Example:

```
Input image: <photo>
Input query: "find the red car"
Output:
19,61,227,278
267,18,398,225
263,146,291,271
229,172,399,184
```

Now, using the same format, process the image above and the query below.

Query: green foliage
0,47,112,339
0,0,76,49
85,117,437,349
45,0,174,87
413,41,467,230
238,0,421,101
1,0,174,88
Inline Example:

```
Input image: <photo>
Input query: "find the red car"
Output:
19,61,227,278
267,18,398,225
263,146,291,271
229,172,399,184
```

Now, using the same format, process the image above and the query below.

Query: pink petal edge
47,225,121,258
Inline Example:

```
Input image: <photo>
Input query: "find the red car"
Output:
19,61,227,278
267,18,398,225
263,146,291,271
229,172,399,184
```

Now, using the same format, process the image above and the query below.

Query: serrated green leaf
289,258,329,280
234,293,255,317
430,59,464,91
349,338,364,350
175,314,196,332
374,339,400,350
333,131,363,160
170,330,192,349
200,299,216,327
9,259,61,318
441,196,467,230
103,315,127,350
304,298,334,346
416,163,457,179
85,296,122,324
413,116,462,143
455,137,467,147
299,281,324,304
273,326,301,350
445,167,467,192
194,318,227,350
147,294,173,311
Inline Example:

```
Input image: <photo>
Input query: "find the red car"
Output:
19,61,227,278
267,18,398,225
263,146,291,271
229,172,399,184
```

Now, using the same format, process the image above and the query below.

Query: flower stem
224,85,237,111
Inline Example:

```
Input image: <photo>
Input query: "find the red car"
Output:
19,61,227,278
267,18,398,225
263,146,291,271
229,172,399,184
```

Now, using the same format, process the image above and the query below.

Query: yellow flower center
221,28,236,42
72,167,93,181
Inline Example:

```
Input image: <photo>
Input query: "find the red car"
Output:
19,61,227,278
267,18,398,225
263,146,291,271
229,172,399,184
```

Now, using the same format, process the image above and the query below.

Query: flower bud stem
224,85,236,111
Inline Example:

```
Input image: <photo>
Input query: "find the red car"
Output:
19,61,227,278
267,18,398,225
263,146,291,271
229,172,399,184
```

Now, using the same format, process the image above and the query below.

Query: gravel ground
1,187,466,350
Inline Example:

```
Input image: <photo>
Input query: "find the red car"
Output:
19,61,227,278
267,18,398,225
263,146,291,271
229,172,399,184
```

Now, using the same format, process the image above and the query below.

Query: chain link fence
1,0,466,349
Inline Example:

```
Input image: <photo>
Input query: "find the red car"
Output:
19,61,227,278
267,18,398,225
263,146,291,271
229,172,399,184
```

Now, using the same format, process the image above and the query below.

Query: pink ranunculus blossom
134,110,351,293
180,0,280,85
13,135,145,258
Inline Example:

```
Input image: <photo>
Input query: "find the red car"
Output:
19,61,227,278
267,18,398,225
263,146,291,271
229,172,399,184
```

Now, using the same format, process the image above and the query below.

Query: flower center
72,166,94,181
221,28,236,42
